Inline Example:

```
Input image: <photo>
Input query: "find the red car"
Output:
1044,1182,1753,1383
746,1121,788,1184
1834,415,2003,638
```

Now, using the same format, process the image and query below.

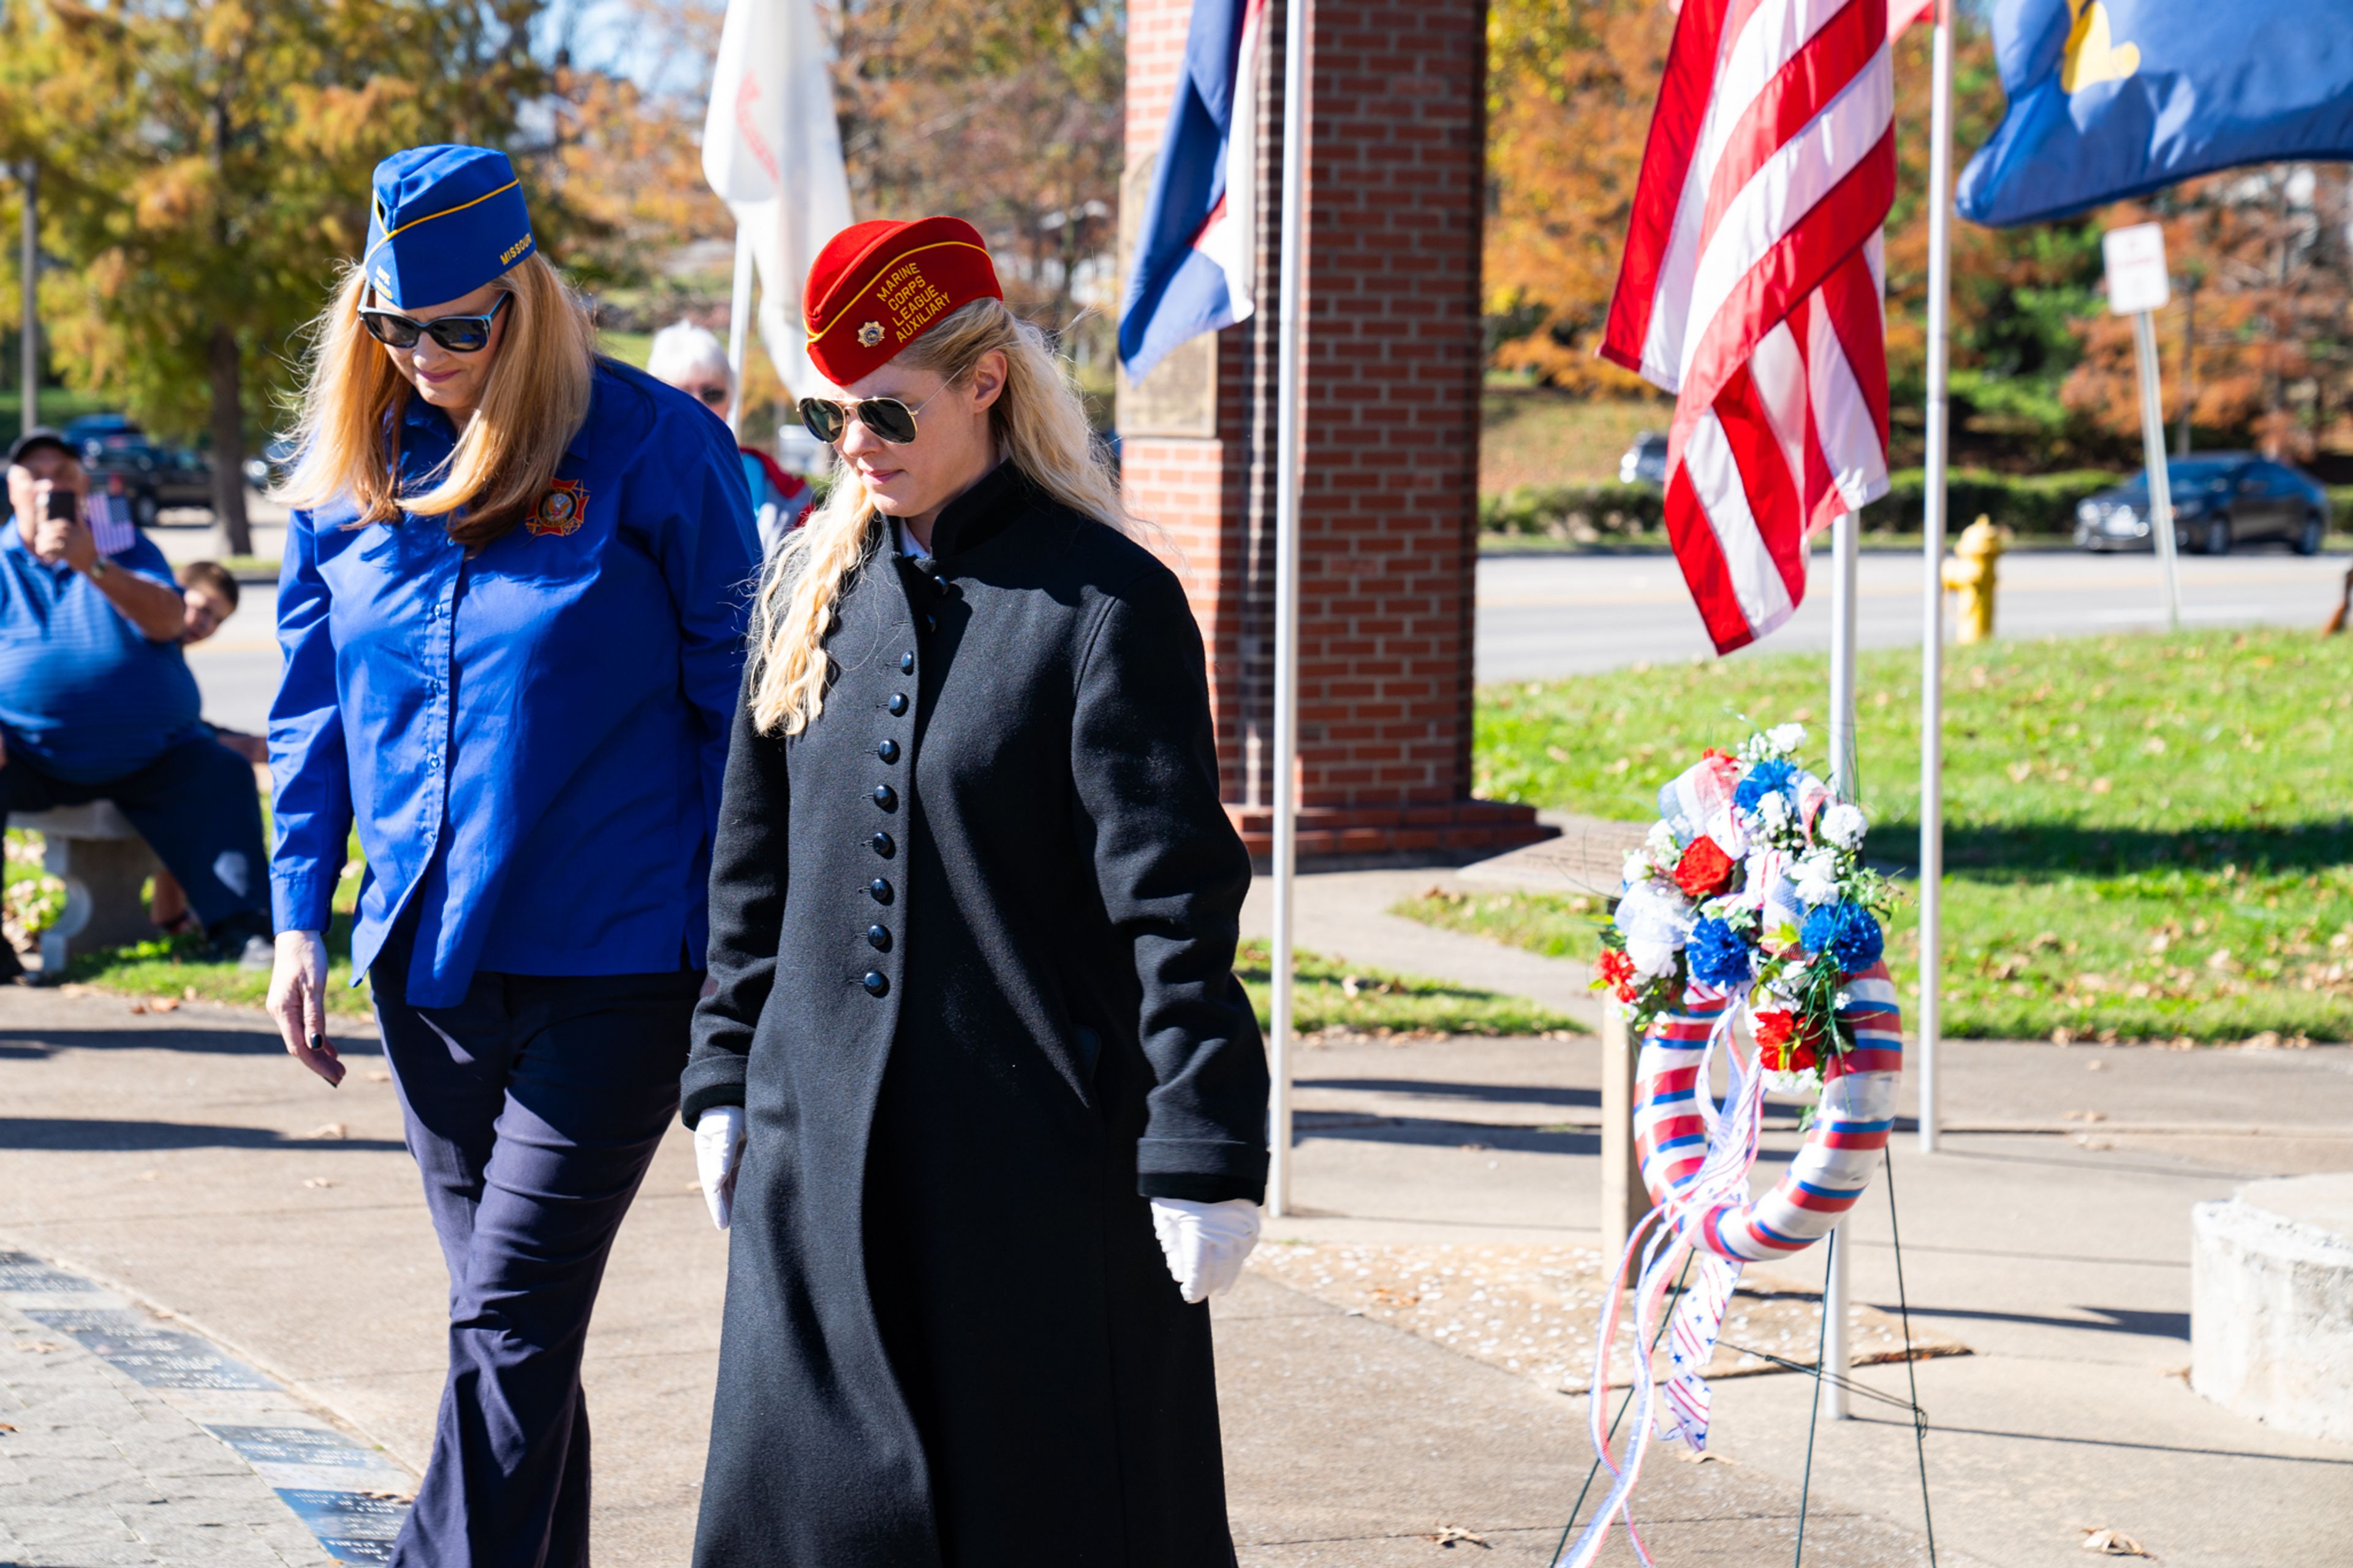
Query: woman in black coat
681,216,1270,1567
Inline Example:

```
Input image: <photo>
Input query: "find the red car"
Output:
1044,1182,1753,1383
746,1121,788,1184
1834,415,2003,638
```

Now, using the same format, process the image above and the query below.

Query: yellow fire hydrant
1941,514,2004,643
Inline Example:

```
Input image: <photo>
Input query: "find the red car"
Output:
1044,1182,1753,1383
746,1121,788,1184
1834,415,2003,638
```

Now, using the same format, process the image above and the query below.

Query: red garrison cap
803,216,1002,387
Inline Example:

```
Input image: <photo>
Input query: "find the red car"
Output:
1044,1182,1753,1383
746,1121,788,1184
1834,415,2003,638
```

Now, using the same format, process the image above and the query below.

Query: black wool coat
681,460,1269,1568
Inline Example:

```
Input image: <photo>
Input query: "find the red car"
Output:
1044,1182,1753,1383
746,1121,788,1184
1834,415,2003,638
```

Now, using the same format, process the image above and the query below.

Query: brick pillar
1120,0,1551,864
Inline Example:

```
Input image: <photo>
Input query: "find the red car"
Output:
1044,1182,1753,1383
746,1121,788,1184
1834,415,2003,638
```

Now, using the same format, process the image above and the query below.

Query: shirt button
876,739,900,764
871,785,897,811
868,878,893,904
899,651,915,673
866,924,892,952
871,831,895,858
887,693,909,716
862,971,889,998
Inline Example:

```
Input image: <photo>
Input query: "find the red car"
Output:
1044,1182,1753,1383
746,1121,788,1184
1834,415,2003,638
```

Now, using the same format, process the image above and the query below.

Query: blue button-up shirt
0,521,202,783
268,361,759,1006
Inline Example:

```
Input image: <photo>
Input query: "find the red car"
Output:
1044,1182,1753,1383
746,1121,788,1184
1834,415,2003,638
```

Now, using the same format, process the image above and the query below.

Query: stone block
2191,1173,2353,1442
8,803,160,974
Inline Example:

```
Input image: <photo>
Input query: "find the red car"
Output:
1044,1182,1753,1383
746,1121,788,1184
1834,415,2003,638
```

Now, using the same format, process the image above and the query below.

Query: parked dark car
2074,454,2330,556
1618,430,1669,485
243,436,298,492
64,415,213,525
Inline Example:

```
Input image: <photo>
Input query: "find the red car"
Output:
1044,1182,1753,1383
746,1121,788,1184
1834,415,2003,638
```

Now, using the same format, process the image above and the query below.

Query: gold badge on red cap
527,476,588,537
858,320,885,347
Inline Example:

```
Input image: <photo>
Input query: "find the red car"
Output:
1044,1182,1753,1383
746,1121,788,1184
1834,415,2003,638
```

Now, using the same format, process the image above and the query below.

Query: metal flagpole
1267,0,1311,1220
725,224,756,437
2132,308,2181,630
1822,504,1861,1420
1916,0,1954,1156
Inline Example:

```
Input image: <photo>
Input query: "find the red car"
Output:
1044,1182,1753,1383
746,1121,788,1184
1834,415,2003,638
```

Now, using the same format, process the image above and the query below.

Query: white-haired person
262,143,759,1568
679,215,1269,1567
646,320,812,556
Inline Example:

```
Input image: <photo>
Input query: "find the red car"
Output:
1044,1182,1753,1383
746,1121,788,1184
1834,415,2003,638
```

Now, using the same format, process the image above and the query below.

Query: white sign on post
2104,220,2181,629
2103,222,2172,316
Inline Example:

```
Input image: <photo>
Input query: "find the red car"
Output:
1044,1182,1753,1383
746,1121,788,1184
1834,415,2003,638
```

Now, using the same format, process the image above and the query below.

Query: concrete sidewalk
5,875,2352,1564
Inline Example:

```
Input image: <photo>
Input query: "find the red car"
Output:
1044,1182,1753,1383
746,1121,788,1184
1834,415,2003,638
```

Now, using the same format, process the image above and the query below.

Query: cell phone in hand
44,489,78,523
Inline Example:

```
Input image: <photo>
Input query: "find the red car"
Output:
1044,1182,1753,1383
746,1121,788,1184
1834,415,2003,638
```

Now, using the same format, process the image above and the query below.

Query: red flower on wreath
1754,1010,1820,1074
1673,836,1736,900
1594,947,1639,1002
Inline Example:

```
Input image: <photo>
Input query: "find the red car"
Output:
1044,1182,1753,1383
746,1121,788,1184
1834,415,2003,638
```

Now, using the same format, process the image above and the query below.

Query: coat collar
917,459,1034,563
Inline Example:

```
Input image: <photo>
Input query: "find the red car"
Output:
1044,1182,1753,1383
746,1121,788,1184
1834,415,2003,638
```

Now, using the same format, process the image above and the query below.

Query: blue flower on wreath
1687,917,1757,987
1800,901,1884,972
1733,757,1798,812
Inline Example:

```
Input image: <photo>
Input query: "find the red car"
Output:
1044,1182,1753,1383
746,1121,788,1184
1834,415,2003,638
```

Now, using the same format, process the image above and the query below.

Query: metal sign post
1915,0,1953,1156
2104,222,2180,631
1820,505,1861,1420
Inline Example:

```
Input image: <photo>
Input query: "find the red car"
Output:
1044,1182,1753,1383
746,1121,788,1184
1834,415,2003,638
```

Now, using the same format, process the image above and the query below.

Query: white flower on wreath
1792,847,1842,909
1764,722,1807,757
1621,848,1656,886
1625,939,1681,981
1818,801,1868,850
1752,790,1794,841
1644,819,1681,859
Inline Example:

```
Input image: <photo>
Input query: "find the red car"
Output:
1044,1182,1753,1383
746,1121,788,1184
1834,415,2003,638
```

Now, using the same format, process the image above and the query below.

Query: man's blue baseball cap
361,145,537,311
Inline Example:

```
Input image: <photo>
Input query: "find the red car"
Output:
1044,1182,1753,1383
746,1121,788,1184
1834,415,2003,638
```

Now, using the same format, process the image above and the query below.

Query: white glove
692,1105,747,1231
1150,1197,1262,1304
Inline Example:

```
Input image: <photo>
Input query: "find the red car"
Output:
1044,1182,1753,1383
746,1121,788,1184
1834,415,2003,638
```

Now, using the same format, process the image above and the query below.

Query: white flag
702,0,854,399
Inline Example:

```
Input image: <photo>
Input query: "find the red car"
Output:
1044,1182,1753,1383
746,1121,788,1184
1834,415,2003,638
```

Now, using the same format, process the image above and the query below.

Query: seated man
0,430,273,978
149,561,270,935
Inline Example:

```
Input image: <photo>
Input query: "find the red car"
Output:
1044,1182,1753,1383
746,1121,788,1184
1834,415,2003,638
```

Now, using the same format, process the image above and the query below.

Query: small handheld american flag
86,492,137,558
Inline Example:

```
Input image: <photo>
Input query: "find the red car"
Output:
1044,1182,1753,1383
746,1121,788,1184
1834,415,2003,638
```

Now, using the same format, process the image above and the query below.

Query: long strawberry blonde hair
273,253,597,547
748,296,1140,736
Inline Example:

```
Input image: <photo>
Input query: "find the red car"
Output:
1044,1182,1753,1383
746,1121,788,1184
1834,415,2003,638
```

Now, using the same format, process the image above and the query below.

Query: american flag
86,492,137,558
1602,0,1929,656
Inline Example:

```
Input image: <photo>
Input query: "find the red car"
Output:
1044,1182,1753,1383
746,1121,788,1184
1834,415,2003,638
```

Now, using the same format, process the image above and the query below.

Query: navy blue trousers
0,730,268,931
372,926,697,1568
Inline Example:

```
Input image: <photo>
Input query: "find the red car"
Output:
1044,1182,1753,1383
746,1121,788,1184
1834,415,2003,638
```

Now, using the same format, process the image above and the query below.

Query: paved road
166,517,2353,733
1477,542,2353,681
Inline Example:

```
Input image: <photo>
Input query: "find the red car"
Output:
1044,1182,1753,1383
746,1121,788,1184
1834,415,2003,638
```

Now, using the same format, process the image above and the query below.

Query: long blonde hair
274,253,597,548
748,296,1138,735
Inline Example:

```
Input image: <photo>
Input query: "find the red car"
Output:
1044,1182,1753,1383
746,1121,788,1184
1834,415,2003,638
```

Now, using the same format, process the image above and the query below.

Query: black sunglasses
797,384,947,446
360,292,512,353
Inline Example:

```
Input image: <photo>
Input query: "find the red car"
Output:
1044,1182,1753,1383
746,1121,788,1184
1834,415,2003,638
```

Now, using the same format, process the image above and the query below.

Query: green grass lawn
1235,939,1584,1039
1421,627,2353,1043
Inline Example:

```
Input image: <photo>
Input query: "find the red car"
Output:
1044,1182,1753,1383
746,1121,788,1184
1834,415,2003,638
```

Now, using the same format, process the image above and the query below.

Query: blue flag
1956,0,2353,228
1117,0,1265,381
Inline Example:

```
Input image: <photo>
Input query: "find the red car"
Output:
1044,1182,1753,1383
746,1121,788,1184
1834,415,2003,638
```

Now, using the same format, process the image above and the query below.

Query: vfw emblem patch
528,477,588,537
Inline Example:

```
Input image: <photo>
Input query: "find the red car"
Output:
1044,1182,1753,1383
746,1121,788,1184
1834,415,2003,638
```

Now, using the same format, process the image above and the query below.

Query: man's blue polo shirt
0,521,200,784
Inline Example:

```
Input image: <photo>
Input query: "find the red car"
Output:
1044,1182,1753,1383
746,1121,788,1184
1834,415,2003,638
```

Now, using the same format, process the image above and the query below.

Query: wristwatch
85,555,112,581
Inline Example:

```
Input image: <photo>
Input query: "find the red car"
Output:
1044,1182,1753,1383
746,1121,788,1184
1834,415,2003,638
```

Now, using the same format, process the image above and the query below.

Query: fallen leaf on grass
128,1003,146,1015
2080,1528,2150,1556
306,1123,348,1141
303,1177,339,1189
151,997,180,1013
1427,1526,1488,1548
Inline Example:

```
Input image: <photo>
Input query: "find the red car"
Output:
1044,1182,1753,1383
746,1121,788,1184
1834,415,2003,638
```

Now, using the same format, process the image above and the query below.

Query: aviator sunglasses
359,292,512,354
796,384,949,446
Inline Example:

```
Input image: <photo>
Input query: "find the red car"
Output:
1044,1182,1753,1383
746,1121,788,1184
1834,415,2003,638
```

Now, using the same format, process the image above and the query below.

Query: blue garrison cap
362,145,537,310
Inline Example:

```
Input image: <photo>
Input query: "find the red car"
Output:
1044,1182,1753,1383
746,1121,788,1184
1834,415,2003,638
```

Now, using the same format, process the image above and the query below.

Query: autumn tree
0,0,558,551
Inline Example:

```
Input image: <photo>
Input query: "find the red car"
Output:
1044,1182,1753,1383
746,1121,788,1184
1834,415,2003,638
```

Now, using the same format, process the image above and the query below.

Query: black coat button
899,651,915,673
876,739,899,764
867,924,892,952
869,878,893,904
871,831,895,858
887,692,909,716
862,971,889,998
871,784,897,811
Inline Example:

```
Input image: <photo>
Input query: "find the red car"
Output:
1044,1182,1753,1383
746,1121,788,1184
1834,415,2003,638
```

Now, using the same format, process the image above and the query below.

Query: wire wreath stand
1548,1151,1939,1567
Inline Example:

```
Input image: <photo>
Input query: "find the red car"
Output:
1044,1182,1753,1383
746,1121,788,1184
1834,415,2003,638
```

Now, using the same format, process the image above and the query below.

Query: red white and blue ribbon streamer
1555,968,1901,1568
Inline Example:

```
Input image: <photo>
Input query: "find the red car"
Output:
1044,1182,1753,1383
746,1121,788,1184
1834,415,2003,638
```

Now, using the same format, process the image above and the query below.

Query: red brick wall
1123,0,1543,858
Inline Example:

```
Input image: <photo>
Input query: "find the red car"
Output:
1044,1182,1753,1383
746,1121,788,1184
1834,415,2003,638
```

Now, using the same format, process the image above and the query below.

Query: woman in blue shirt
262,145,758,1568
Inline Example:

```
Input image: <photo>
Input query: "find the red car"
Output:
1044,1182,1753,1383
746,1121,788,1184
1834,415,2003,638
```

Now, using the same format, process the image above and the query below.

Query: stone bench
7,803,161,975
2192,1173,2353,1443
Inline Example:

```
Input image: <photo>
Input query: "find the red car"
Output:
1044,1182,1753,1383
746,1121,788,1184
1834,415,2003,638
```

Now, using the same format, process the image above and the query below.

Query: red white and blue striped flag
1602,0,1928,656
86,493,137,558
1116,0,1265,381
